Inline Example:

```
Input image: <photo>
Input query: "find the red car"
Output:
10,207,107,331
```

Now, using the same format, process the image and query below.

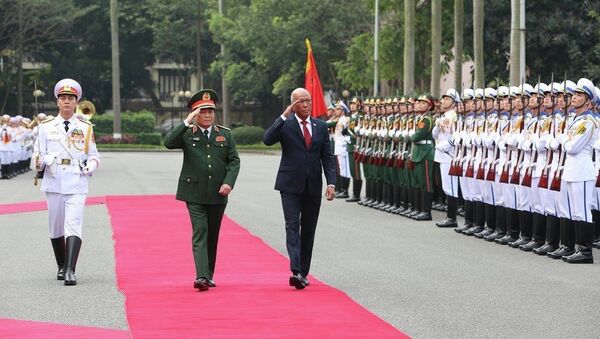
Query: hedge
95,132,162,145
92,110,156,134
231,125,265,145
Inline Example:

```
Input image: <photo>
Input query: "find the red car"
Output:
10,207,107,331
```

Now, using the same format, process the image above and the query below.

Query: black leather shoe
463,226,484,236
345,197,360,202
533,243,558,255
194,278,210,291
483,231,505,242
593,240,600,249
335,192,349,199
547,245,575,259
406,209,420,219
289,274,305,290
562,248,594,264
413,212,432,221
57,267,65,281
301,276,310,286
436,218,458,228
474,228,494,238
400,208,414,217
454,223,472,234
519,240,543,252
208,279,216,287
495,234,517,245
508,237,530,248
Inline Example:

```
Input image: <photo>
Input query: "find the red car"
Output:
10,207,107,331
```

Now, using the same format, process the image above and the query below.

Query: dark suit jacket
263,114,336,195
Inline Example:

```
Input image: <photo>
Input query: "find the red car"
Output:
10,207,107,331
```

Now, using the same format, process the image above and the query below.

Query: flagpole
373,0,379,97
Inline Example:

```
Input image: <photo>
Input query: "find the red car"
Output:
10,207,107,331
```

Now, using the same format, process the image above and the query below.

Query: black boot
382,184,395,212
50,237,66,280
592,210,600,248
509,211,533,248
64,236,82,286
455,200,474,233
464,201,486,236
346,179,362,202
475,203,496,238
335,177,350,199
563,221,594,263
399,187,414,216
389,185,402,213
485,206,507,241
547,218,576,259
520,213,546,251
406,189,422,218
534,215,560,255
369,182,383,208
496,208,519,245
0,165,7,179
414,191,432,221
436,196,458,227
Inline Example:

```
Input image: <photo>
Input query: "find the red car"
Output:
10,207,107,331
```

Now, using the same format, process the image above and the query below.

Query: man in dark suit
263,87,337,290
164,89,240,291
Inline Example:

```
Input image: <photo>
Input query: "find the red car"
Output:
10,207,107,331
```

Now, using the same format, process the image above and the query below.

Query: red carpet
0,196,105,215
107,195,409,338
0,318,129,338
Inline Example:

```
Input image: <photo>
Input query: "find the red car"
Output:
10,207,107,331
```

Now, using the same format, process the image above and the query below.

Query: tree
473,0,484,87
0,0,91,114
431,0,442,97
403,0,416,95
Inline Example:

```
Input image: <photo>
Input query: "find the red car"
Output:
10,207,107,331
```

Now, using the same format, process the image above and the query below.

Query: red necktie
301,120,312,149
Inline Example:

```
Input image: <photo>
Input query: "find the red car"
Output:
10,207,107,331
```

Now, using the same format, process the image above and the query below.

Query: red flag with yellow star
304,39,327,118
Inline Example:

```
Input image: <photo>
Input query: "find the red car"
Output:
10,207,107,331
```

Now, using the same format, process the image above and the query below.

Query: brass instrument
76,100,96,120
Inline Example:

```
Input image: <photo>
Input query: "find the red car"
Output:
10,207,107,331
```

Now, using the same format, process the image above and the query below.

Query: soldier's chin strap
572,97,590,111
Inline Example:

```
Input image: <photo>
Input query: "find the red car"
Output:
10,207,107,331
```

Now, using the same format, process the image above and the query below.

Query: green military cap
187,89,219,110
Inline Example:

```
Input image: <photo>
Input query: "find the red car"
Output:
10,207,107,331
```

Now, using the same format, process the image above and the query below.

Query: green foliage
231,125,265,145
92,110,156,134
137,132,162,145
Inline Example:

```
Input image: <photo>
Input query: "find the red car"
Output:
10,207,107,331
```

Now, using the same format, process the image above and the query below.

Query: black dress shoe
547,245,575,259
495,234,517,245
406,209,420,219
532,243,557,255
413,212,432,221
208,279,216,287
436,218,458,228
301,276,310,286
508,237,530,248
463,226,484,236
562,248,594,264
400,208,414,217
289,274,305,290
483,231,506,242
454,223,472,234
593,240,600,249
345,197,360,203
519,240,543,252
57,267,65,281
474,228,494,238
194,278,210,291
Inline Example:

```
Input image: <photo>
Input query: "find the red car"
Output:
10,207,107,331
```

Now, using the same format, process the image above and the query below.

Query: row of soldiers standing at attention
0,114,47,179
328,77,600,264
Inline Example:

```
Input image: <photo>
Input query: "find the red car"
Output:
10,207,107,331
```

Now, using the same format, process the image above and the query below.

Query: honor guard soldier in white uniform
333,100,351,199
34,78,100,285
558,78,597,263
434,88,460,227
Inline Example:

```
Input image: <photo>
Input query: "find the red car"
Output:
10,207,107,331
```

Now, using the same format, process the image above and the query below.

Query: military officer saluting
34,78,100,285
164,89,240,291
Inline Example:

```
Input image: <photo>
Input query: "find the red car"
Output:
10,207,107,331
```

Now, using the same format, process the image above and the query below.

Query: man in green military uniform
408,95,436,221
164,89,240,291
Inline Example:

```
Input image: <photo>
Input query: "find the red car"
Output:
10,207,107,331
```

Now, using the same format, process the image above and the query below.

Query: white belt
415,140,433,145
57,158,82,166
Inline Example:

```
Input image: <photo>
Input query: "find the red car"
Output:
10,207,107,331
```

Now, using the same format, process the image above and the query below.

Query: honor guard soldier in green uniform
164,89,240,291
408,95,436,220
346,97,363,202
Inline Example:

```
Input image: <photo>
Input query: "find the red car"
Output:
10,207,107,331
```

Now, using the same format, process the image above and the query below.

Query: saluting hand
282,100,300,119
218,184,233,196
185,108,201,125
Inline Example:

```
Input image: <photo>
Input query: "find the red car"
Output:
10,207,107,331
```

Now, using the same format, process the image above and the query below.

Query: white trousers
439,163,459,197
337,153,351,178
529,179,544,214
500,182,517,210
45,192,86,239
459,175,472,201
565,180,594,222
555,182,571,219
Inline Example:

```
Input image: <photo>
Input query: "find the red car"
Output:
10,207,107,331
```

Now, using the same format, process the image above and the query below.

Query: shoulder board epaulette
77,117,93,126
41,116,55,124
216,124,230,131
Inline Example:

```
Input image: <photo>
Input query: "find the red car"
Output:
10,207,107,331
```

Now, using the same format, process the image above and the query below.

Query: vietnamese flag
305,39,327,118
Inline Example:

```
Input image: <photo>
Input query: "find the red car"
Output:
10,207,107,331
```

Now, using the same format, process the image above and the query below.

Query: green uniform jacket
410,113,435,163
164,123,240,204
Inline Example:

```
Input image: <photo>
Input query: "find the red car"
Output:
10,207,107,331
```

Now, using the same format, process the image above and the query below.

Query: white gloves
82,160,98,176
520,140,532,151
